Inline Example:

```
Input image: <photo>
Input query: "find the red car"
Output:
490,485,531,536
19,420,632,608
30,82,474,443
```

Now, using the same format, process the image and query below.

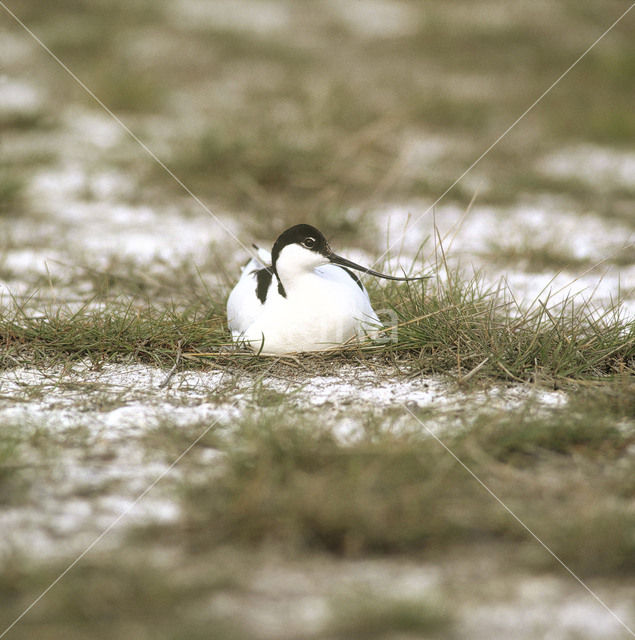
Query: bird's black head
270,223,430,290
271,224,331,270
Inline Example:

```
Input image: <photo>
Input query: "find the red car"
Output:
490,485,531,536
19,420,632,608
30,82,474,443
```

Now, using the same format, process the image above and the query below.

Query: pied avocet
227,224,426,354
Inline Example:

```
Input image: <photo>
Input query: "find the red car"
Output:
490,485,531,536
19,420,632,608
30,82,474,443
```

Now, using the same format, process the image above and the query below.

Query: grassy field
1,1,634,638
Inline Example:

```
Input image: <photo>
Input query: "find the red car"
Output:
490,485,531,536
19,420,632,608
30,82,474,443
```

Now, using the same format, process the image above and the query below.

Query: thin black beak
328,253,429,281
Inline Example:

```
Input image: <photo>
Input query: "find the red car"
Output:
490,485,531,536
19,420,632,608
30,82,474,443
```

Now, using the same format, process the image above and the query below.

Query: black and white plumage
226,224,426,354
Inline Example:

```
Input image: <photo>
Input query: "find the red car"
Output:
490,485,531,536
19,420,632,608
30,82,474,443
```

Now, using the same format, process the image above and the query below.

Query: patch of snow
21,164,238,268
88,169,136,201
375,200,633,262
62,107,126,150
539,145,635,190
373,201,634,316
327,0,423,38
0,492,181,561
1,363,236,418
502,268,635,319
556,599,633,638
464,577,634,640
171,0,291,34
0,248,67,278
0,76,42,116
96,494,180,525
405,134,455,171
29,163,89,204
0,32,35,66
251,364,568,443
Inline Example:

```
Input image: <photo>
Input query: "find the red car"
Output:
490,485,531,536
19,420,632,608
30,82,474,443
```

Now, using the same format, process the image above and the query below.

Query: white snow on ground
0,362,567,428
328,0,423,38
25,165,235,267
0,360,568,559
0,76,43,116
28,163,133,206
0,165,240,304
170,0,291,34
376,200,633,265
538,144,635,190
0,32,36,66
263,364,565,414
236,558,635,640
0,363,233,559
0,363,239,427
502,268,635,318
0,461,180,561
464,588,634,640
62,107,127,150
374,197,634,317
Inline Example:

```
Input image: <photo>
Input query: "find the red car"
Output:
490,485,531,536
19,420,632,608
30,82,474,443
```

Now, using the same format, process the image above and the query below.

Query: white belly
237,270,380,354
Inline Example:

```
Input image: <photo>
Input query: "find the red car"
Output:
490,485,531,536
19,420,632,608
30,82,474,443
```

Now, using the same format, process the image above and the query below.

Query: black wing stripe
339,266,364,290
254,268,273,304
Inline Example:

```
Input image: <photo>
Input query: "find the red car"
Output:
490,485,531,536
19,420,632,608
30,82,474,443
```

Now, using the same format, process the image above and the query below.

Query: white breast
227,263,381,354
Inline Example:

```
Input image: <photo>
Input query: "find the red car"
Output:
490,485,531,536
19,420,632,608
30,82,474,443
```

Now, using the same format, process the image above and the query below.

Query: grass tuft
0,554,250,640
0,170,24,216
0,427,27,505
1,261,633,384
371,269,635,382
470,385,635,463
0,297,226,369
328,590,453,638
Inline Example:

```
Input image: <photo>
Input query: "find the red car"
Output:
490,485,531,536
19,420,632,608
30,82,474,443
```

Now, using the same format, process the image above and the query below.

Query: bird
226,224,426,354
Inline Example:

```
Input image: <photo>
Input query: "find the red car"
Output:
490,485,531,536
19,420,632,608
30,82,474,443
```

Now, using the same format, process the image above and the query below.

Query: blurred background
0,2,634,639
1,0,633,249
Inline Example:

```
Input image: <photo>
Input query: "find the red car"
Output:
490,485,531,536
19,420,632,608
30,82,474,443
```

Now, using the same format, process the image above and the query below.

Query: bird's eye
303,237,316,248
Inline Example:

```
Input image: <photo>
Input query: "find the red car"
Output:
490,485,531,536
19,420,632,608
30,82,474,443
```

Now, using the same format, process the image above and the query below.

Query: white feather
226,249,269,339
